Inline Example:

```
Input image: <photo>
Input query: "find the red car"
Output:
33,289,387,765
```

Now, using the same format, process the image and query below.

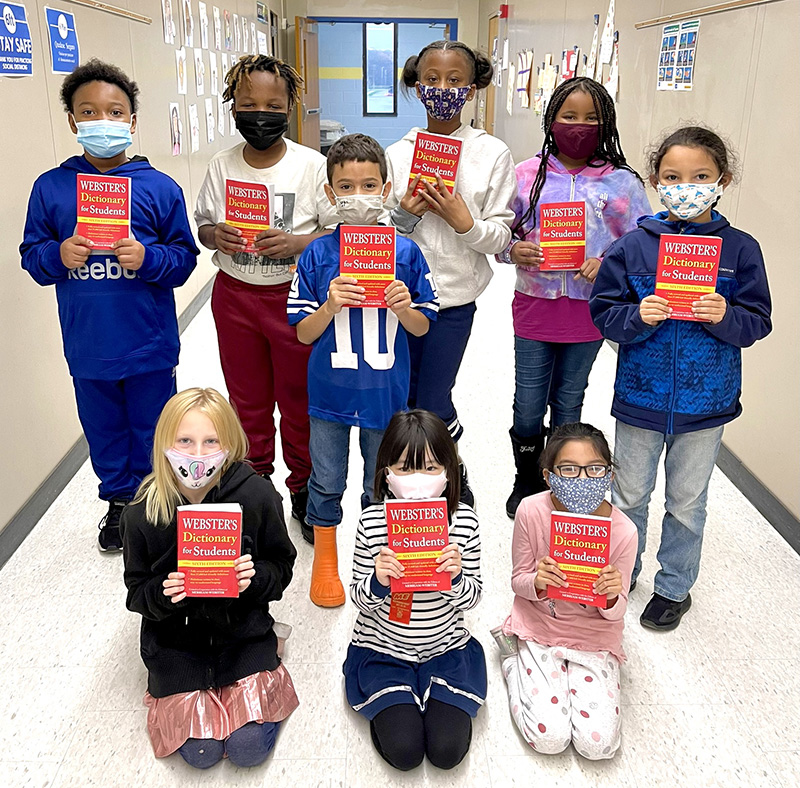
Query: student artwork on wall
175,46,187,94
586,13,599,80
194,47,205,95
213,6,221,50
506,61,515,116
188,103,200,152
229,103,237,136
205,97,215,143
198,2,209,50
250,21,257,55
241,16,249,54
658,19,700,91
605,32,619,101
257,30,268,56
233,13,241,52
560,45,579,82
216,92,225,136
223,9,232,50
515,50,533,108
209,51,218,96
169,102,182,155
44,7,79,75
0,3,33,77
161,0,176,44
598,0,615,67
182,0,194,48
221,51,229,81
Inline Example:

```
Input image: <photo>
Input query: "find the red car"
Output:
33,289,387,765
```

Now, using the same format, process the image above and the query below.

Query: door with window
295,17,321,150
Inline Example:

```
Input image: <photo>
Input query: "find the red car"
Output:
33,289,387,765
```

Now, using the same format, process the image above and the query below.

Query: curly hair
60,58,139,113
326,133,387,184
222,54,303,107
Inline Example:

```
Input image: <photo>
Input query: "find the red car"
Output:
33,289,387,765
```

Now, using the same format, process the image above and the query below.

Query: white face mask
386,470,448,500
657,177,724,220
334,193,385,225
164,447,228,490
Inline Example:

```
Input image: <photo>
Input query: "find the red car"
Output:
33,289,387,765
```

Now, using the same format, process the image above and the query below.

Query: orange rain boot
309,526,346,607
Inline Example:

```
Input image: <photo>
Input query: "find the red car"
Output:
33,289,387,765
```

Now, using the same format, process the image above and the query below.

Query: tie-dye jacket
496,153,651,301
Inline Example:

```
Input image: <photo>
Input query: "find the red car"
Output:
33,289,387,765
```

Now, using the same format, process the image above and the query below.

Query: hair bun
473,52,493,90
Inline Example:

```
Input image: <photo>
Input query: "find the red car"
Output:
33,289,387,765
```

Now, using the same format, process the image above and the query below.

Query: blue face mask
76,119,133,159
547,472,612,515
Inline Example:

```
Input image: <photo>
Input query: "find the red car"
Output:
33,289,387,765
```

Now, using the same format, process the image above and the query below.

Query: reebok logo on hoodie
68,257,138,281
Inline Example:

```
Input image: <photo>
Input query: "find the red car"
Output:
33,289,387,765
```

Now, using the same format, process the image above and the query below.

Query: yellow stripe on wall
319,67,363,79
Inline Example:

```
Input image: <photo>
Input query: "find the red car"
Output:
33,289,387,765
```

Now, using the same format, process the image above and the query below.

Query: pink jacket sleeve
598,508,638,621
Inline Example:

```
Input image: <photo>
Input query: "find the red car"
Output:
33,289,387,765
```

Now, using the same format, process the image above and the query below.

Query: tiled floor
2,265,798,787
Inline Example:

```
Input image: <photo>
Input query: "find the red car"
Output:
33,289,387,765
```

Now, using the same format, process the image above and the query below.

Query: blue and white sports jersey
288,225,438,430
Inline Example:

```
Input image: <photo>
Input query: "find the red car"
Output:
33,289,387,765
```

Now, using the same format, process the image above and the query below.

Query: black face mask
234,111,288,150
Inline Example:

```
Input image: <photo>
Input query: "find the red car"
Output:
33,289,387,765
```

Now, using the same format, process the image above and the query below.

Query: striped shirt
350,502,482,663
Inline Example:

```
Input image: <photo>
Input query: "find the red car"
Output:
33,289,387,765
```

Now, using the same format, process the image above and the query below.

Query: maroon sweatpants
211,271,311,492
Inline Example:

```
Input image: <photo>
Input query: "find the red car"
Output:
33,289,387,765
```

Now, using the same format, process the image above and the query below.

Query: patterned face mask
656,177,724,220
417,84,471,122
547,472,611,515
164,448,228,490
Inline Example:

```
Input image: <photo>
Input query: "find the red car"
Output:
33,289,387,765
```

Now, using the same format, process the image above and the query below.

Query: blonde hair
133,388,249,527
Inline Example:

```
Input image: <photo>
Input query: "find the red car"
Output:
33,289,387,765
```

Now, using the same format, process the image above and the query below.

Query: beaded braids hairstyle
511,76,641,239
60,58,140,113
400,40,493,95
373,410,461,517
222,54,303,107
539,422,613,475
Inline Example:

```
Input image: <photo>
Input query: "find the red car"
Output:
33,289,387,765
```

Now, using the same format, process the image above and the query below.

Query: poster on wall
233,13,240,52
1,3,33,76
516,50,532,108
188,103,200,152
169,102,182,156
506,61,515,116
242,16,249,53
198,2,209,50
605,33,619,101
250,21,257,55
181,0,194,48
213,6,221,50
561,45,579,82
257,2,268,24
161,0,176,44
194,48,205,95
598,0,615,65
209,50,218,95
204,97,215,143
175,47,187,94
586,13,599,80
216,92,225,135
223,9,232,50
658,19,699,91
257,30,268,56
44,7,79,75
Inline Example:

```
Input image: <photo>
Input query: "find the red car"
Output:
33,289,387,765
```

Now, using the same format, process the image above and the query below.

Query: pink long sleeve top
503,491,637,662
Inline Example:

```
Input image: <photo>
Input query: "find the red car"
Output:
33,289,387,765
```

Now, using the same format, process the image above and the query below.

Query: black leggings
369,700,473,771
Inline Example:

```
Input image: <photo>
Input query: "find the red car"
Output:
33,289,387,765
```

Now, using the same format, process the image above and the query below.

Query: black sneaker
98,499,127,552
458,460,475,509
640,592,691,631
290,486,308,523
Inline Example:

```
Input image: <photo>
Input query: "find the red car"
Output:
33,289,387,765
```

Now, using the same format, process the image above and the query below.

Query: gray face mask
547,472,612,515
333,193,385,225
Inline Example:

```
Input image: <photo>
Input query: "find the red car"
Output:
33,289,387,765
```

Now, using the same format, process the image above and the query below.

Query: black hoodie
121,463,296,697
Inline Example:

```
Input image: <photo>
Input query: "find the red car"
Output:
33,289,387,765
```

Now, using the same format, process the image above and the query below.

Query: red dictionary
655,234,722,321
386,498,451,593
76,174,131,249
547,511,611,608
339,225,396,308
409,131,463,194
177,503,242,597
539,201,586,271
225,179,274,253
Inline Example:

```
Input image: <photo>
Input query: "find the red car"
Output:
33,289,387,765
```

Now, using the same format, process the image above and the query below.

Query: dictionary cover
547,510,610,608
339,225,396,308
225,179,274,253
76,174,131,248
386,498,451,593
539,201,587,270
409,131,463,194
654,234,722,321
177,503,242,597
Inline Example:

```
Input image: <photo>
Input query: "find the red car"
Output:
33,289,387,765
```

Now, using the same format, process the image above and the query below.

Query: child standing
344,410,484,771
288,134,439,607
385,40,516,500
20,60,198,551
195,55,336,534
497,77,650,519
590,127,772,630
502,422,636,759
122,388,298,769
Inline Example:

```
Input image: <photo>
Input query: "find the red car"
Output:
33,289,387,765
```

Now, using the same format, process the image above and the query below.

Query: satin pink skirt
144,664,299,757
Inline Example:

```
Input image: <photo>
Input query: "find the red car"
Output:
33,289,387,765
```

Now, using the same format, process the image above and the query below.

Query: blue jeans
307,416,384,527
513,337,603,437
612,421,724,602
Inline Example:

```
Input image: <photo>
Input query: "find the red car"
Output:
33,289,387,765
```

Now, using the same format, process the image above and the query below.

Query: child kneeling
122,388,298,769
501,423,636,759
343,410,485,770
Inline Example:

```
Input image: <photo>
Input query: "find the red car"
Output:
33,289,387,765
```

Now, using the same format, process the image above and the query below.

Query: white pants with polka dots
502,639,622,760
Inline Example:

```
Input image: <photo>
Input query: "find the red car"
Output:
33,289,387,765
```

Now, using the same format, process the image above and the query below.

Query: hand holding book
375,546,405,587
591,563,623,603
691,292,727,324
400,174,431,218
533,555,568,596
435,542,462,577
60,235,93,269
112,238,145,270
163,553,255,603
418,174,474,234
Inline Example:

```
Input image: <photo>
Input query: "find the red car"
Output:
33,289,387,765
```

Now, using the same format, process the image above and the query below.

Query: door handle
304,106,321,116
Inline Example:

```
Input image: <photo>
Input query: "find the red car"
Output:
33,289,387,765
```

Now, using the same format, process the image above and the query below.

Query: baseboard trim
0,276,216,570
715,443,800,554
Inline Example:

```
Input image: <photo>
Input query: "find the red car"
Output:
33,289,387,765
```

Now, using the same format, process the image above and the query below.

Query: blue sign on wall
45,7,79,74
0,3,33,76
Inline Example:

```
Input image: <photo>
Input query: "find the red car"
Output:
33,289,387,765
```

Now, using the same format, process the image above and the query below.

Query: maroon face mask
551,121,600,160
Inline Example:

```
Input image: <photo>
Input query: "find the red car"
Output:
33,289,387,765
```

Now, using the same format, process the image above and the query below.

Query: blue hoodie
589,212,772,434
20,155,199,380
